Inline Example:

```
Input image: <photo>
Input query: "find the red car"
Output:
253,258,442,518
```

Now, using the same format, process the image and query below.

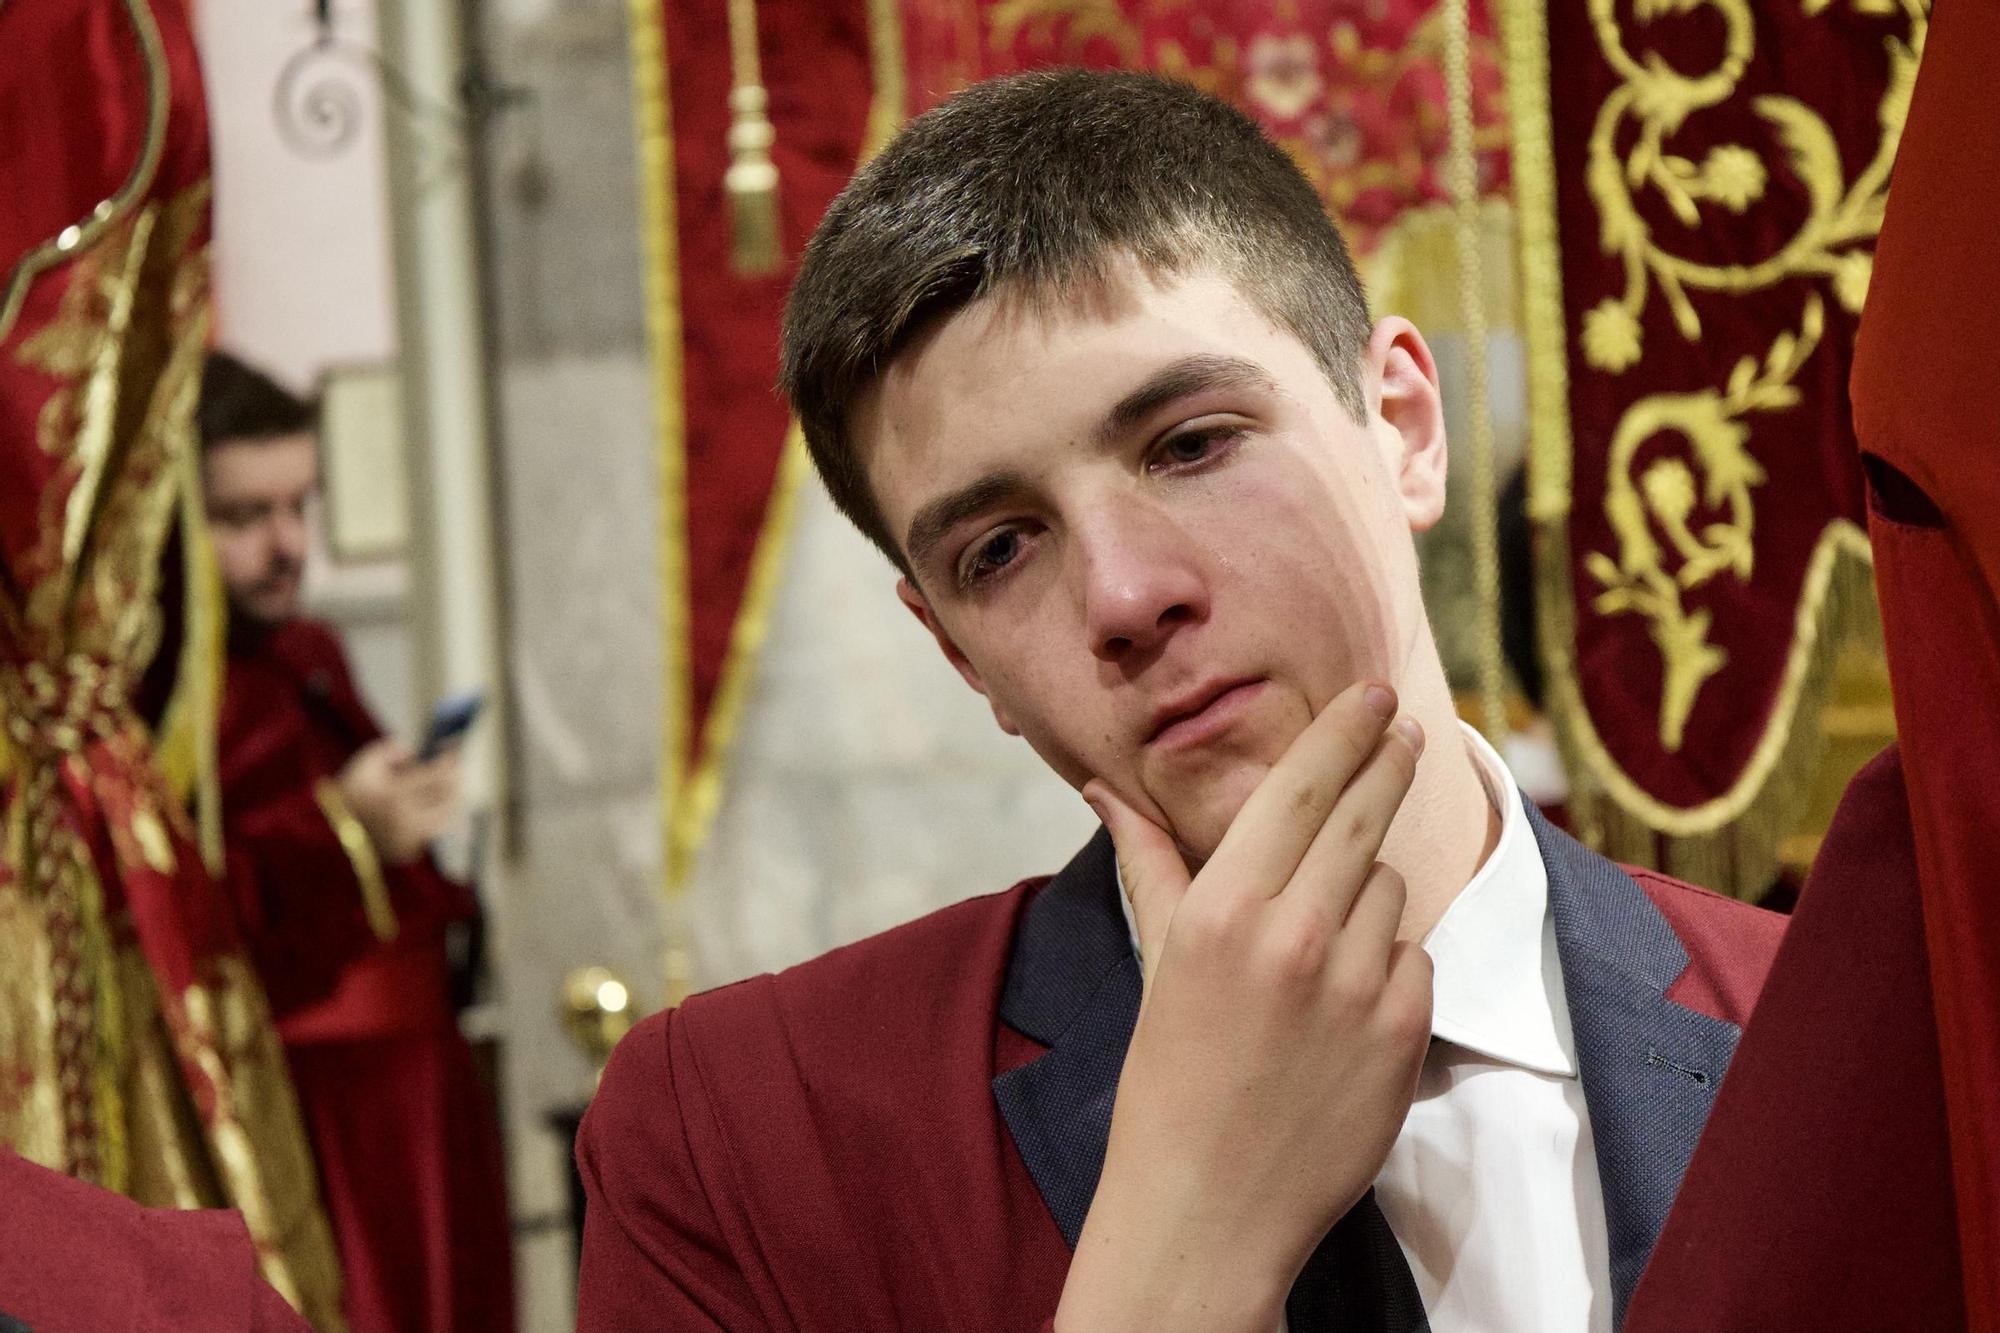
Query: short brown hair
779,68,1373,569
198,350,317,453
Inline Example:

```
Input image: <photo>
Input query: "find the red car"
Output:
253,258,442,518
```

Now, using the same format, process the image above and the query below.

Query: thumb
1082,781,1191,990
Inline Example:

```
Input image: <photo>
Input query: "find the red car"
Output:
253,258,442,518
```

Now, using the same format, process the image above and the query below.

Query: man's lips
1146,677,1267,749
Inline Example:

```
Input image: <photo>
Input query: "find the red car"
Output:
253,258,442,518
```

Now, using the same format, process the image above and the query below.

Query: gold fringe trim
665,427,809,899
313,780,398,942
629,0,910,1004
1500,0,1883,897
1496,0,1573,532
862,0,908,160
1365,199,1520,335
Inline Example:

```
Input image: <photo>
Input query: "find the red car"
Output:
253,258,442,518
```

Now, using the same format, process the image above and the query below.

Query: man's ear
896,577,1021,735
1363,316,1448,533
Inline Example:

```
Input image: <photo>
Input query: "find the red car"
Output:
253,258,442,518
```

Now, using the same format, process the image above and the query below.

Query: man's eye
1155,424,1244,469
959,528,1024,588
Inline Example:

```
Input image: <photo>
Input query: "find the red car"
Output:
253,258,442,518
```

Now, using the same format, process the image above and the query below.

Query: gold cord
1444,0,1508,742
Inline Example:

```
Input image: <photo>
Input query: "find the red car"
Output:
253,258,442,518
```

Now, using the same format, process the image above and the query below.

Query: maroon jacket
0,1150,308,1332
578,804,1783,1331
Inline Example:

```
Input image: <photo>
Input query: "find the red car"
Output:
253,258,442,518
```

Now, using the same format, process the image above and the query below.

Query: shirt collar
1424,723,1575,1077
1113,721,1576,1078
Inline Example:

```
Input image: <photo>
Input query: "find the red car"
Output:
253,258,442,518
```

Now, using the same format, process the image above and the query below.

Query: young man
577,71,1784,1332
198,352,514,1333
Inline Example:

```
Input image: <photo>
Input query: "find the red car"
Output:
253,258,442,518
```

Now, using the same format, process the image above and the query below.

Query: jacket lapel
1526,802,1742,1328
991,829,1139,1248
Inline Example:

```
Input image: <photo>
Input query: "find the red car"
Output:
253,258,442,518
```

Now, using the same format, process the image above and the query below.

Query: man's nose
1078,505,1208,664
272,510,309,563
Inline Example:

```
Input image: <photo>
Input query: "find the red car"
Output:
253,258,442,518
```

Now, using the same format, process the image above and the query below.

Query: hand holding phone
419,690,485,762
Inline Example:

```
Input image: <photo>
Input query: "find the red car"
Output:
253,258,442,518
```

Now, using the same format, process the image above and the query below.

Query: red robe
218,618,514,1333
0,1148,309,1333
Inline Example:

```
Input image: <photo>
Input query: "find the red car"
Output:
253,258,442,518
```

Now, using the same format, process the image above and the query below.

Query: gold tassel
724,0,781,276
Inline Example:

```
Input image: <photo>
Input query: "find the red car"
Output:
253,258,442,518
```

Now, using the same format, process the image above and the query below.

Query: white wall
195,0,399,385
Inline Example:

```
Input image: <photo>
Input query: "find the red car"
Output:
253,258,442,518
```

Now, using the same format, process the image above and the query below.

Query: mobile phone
419,690,485,761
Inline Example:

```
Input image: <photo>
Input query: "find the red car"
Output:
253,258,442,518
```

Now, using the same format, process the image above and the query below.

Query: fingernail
1395,717,1425,754
1364,683,1396,718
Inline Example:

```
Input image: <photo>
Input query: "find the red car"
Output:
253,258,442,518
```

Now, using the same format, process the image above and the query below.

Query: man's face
202,432,318,626
857,261,1448,859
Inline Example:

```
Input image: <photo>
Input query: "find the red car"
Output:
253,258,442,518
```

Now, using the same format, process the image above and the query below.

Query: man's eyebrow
1093,353,1277,447
904,470,1033,573
901,356,1273,572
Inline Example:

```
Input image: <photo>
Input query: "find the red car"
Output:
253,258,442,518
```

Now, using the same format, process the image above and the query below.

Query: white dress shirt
1117,724,1614,1331
1370,724,1612,1332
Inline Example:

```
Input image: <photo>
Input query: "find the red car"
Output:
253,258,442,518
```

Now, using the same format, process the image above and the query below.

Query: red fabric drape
0,1,342,1323
1847,0,2000,1311
1626,0,1999,1323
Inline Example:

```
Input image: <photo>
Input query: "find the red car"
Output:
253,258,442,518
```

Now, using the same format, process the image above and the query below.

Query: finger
1385,939,1435,1027
410,769,457,803
1204,679,1398,898
413,787,460,821
1286,718,1422,916
1333,862,1406,980
1082,780,1191,990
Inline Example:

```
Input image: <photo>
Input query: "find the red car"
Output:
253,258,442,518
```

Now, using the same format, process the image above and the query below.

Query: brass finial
560,965,637,1085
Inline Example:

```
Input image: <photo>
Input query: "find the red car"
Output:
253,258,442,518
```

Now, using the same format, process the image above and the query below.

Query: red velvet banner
1505,0,1920,891
652,0,874,798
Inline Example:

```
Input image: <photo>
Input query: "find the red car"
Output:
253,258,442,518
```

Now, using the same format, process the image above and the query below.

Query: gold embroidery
1586,297,1824,750
1567,0,1920,747
169,960,346,1330
1576,0,1924,371
4,169,344,1320
1501,0,1908,895
986,0,1142,61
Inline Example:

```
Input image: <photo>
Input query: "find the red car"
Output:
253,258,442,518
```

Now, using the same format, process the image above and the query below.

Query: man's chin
1151,771,1264,866
229,592,299,627
1140,700,1299,859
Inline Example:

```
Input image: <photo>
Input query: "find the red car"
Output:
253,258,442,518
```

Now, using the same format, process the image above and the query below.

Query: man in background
199,351,514,1333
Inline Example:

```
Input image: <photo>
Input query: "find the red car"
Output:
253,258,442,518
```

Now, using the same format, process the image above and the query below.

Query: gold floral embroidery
1577,0,1923,369
1587,297,1824,750
986,0,1142,61
1568,0,1921,746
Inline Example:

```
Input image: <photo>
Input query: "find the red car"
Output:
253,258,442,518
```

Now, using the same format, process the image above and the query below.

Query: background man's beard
231,560,303,624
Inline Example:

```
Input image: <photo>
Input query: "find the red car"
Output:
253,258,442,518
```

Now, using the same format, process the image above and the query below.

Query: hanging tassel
724,0,781,276
725,85,781,276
